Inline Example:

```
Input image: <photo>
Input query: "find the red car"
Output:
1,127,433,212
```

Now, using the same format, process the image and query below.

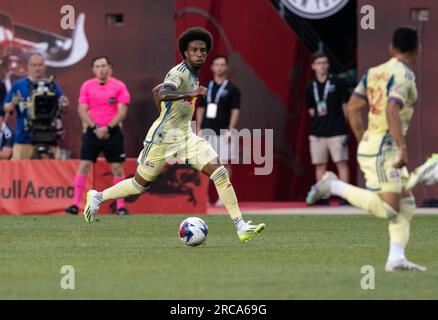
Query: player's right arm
346,95,368,142
387,100,407,168
151,83,164,113
387,77,411,168
158,84,207,101
157,68,206,102
346,72,368,142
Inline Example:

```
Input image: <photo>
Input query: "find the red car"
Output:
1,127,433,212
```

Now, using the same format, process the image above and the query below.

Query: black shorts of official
80,127,126,163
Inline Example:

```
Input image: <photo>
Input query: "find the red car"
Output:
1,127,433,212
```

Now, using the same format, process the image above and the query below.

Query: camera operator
3,53,69,159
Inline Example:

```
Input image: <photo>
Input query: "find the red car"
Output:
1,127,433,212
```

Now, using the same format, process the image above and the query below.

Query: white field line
208,206,438,215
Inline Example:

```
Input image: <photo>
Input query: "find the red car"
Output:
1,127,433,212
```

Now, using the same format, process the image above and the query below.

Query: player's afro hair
392,26,418,53
178,27,213,59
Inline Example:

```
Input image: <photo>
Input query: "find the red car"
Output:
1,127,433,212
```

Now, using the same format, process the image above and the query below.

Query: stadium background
0,0,437,205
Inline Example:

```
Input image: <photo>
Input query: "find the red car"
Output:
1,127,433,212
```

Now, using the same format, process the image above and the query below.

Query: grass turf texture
1,214,438,299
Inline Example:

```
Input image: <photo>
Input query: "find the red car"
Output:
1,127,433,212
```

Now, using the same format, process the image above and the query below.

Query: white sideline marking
208,206,438,215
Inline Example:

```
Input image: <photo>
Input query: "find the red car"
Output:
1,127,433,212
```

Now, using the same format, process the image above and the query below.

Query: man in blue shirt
0,109,13,160
3,53,69,159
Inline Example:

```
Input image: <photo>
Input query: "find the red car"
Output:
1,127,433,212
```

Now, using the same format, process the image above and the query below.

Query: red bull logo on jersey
183,97,194,105
389,169,401,181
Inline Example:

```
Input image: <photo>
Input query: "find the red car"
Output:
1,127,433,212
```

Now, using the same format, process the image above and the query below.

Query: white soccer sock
233,217,246,230
330,180,348,197
388,243,406,262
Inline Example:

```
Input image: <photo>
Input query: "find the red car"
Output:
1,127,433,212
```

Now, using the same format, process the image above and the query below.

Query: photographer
3,53,69,159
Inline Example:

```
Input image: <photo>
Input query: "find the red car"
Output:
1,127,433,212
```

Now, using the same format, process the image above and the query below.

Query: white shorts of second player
202,134,238,164
137,133,218,182
309,135,349,165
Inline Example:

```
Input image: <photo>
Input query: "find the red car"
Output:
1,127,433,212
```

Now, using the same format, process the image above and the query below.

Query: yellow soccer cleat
237,221,266,242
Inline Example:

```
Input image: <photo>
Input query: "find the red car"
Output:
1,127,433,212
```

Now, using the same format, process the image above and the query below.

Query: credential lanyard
207,80,229,104
313,79,330,103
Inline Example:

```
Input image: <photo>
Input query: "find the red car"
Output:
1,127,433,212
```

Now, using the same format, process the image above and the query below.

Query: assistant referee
65,56,131,215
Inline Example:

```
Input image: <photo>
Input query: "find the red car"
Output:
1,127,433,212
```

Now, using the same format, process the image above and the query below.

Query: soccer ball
178,217,208,246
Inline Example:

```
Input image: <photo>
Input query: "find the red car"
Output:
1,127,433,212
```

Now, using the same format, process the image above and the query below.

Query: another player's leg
406,153,438,191
307,152,400,219
72,131,101,216
307,150,427,272
328,135,350,205
310,136,329,205
104,128,129,215
334,162,350,206
214,163,231,207
307,171,402,217
65,160,93,215
385,193,426,271
202,161,265,242
110,162,128,215
83,143,162,222
186,134,265,242
307,173,426,270
83,171,151,222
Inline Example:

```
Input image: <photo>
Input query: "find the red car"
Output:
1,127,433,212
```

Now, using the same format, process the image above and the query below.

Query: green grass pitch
1,214,438,299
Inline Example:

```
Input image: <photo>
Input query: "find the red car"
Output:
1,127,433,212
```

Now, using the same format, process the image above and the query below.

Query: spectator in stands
64,56,131,216
2,53,69,159
197,55,241,207
306,51,350,205
0,109,13,160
